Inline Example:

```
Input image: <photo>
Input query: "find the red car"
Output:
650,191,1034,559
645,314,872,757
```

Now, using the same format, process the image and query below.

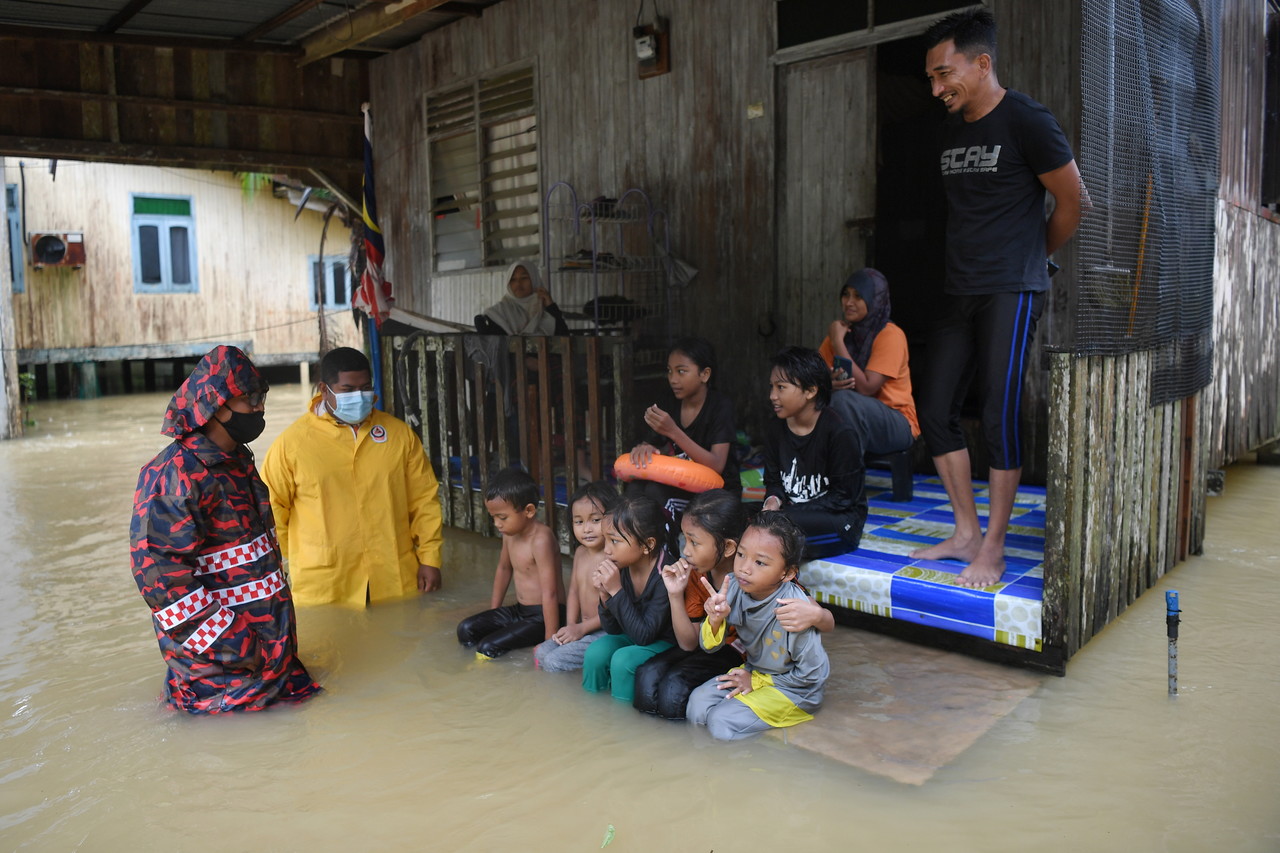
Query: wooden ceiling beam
237,0,328,43
98,0,158,34
297,0,455,66
0,24,303,56
0,85,363,126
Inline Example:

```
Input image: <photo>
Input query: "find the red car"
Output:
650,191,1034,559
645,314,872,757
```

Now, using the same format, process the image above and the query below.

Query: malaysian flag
353,102,393,328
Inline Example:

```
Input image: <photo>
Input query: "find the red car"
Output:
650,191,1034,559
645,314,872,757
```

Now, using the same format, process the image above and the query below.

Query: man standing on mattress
913,8,1082,588
261,346,444,607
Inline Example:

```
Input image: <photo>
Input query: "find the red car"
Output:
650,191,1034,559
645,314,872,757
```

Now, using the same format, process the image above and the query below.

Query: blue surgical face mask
328,390,375,424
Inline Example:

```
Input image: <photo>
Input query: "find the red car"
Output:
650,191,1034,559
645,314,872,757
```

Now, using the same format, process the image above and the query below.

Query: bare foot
955,552,1006,588
910,533,982,563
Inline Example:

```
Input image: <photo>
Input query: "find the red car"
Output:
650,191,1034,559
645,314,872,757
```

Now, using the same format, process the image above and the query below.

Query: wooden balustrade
381,333,635,549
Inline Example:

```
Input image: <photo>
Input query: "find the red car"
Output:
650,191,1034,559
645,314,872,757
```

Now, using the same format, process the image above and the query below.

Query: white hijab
482,261,558,336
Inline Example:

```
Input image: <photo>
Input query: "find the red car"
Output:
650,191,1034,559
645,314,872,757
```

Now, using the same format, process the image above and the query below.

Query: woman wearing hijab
475,261,570,336
819,268,919,458
472,261,570,479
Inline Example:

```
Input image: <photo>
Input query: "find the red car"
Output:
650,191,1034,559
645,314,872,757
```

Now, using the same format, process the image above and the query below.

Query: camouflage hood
161,346,265,438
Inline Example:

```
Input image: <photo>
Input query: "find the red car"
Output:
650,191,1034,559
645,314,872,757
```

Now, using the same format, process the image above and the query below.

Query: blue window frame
131,194,198,293
5,184,23,294
309,255,350,310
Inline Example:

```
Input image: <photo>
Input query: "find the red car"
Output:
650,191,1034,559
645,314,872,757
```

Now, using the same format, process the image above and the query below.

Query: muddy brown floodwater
1,386,1277,851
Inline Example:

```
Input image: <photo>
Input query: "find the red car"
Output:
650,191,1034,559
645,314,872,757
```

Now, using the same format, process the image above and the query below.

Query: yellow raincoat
260,397,443,607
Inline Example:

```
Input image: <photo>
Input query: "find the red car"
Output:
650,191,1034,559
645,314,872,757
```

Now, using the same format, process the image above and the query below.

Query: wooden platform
775,626,1043,785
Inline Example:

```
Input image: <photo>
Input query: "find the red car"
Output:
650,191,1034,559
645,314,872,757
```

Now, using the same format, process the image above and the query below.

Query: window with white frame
427,65,539,272
309,255,350,310
131,195,197,293
5,185,23,294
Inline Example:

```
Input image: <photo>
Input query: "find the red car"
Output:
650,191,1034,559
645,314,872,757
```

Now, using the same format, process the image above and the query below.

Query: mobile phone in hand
833,356,853,378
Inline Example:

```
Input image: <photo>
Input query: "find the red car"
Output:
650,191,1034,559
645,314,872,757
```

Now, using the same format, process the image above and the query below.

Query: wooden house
0,0,1274,672
2,157,361,404
365,0,1280,671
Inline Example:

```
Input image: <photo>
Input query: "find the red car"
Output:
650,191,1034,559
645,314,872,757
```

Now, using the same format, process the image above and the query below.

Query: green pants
582,633,673,702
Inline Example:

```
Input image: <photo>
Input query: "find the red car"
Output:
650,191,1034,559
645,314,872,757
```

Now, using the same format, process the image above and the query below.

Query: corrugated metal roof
0,0,501,52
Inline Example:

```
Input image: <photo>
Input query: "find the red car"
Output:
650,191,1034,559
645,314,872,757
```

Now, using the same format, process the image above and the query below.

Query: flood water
1,385,1277,852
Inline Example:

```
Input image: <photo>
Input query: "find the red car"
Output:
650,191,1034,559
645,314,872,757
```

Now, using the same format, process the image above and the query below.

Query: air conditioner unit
30,232,86,269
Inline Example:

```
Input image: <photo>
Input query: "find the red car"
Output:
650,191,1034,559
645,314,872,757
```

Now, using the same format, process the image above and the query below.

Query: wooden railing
381,333,635,548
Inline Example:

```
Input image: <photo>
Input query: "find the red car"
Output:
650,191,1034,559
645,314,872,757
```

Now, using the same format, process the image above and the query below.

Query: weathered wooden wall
1206,0,1280,463
0,171,18,438
1218,0,1267,209
371,0,776,427
370,0,1080,461
5,159,360,362
1043,350,1206,659
1204,200,1280,464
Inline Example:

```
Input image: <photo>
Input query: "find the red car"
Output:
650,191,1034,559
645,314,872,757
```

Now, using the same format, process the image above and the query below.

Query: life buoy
613,453,725,493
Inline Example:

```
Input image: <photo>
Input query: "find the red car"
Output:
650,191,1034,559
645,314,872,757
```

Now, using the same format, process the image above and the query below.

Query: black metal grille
1076,0,1221,403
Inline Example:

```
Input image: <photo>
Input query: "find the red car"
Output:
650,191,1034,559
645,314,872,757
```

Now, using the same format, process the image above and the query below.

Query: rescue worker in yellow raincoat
261,347,444,606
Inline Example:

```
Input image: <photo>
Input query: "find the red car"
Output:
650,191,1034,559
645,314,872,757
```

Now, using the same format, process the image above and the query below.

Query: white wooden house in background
2,157,360,406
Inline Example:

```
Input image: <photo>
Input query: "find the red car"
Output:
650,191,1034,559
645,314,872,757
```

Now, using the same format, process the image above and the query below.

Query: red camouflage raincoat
130,346,321,713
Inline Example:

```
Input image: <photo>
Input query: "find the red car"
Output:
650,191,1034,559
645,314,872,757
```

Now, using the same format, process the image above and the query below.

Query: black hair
604,495,670,559
669,337,718,383
485,467,540,511
770,346,832,409
319,346,372,385
566,480,620,544
682,489,747,562
746,510,806,573
923,8,997,62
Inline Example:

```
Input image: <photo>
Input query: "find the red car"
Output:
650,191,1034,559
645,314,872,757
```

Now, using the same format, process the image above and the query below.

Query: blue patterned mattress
799,472,1046,651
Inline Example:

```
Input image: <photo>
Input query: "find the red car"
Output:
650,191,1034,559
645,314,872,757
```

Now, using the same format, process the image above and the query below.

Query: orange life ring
613,453,725,493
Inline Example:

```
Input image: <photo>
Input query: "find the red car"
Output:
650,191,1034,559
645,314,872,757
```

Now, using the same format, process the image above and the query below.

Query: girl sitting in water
533,482,619,672
686,511,830,741
635,490,835,721
581,496,675,703
626,338,740,532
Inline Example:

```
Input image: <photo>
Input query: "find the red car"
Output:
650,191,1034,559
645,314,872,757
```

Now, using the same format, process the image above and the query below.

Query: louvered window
427,65,538,271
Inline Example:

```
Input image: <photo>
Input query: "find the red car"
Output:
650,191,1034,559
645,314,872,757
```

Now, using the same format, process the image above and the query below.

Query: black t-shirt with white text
938,89,1075,295
762,408,865,526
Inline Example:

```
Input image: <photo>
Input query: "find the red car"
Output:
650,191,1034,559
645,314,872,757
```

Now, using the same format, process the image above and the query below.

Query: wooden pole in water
1166,590,1180,696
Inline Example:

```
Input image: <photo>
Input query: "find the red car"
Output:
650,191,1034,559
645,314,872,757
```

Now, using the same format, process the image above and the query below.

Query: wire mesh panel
1076,0,1221,404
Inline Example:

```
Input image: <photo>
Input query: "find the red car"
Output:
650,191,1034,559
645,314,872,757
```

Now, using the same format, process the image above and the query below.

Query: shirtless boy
457,468,565,658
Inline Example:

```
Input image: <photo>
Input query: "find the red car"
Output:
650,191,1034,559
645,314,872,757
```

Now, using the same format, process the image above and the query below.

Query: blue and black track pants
917,291,1045,471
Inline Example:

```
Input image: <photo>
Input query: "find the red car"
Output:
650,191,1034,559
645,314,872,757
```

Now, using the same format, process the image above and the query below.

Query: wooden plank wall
1203,200,1280,465
1218,0,1266,209
370,0,775,430
4,159,361,361
0,178,18,437
1043,350,1205,659
1206,0,1280,465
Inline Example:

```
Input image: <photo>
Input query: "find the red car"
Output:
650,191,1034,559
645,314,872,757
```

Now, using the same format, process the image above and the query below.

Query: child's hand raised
593,559,622,596
642,404,677,439
661,558,693,595
700,574,729,628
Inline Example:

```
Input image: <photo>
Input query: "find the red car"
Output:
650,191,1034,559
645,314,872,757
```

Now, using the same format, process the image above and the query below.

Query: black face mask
219,409,266,446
